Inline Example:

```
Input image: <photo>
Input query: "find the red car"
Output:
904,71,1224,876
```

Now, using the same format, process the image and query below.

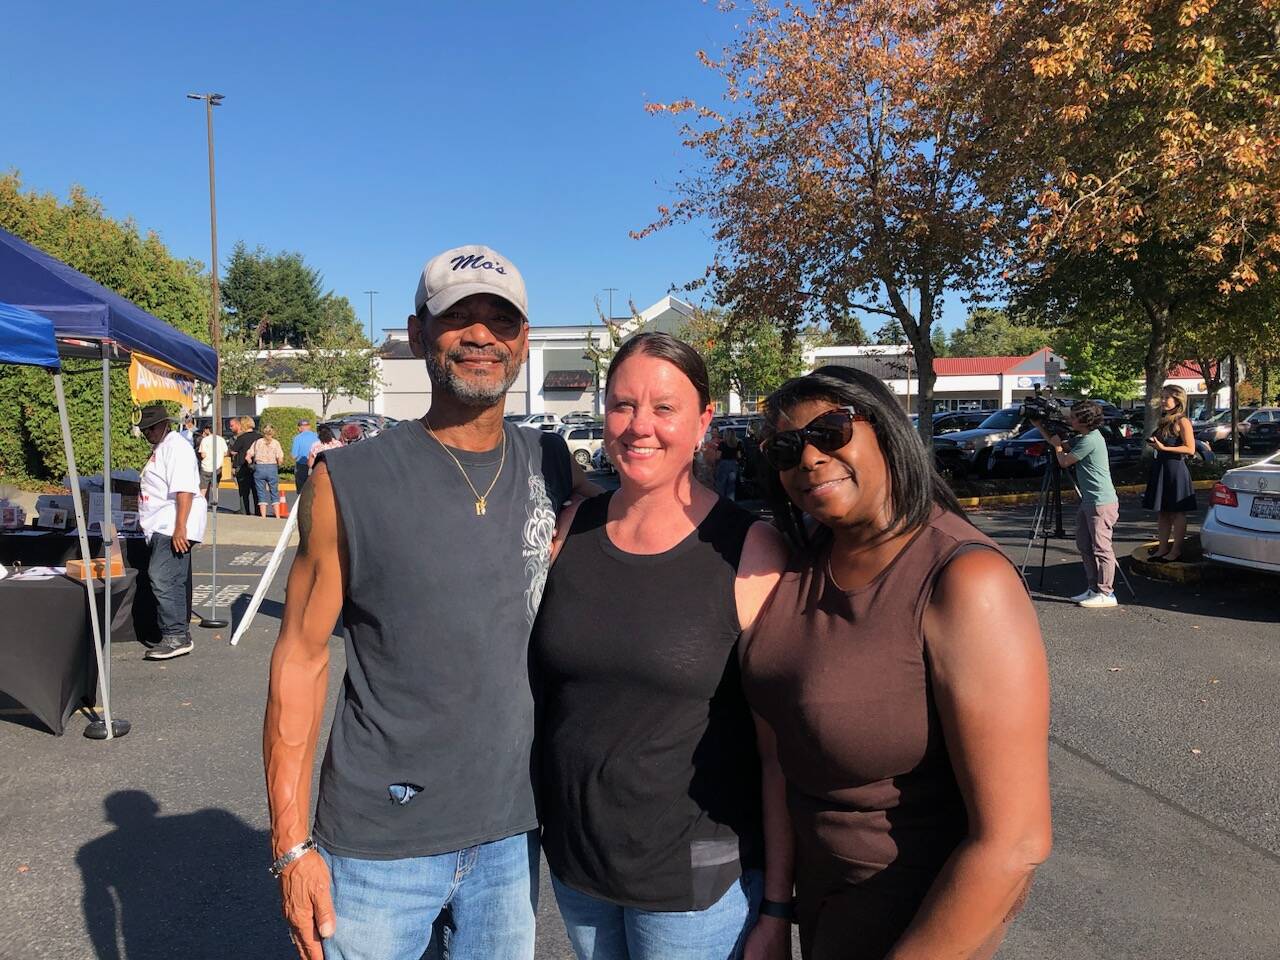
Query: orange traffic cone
275,492,289,519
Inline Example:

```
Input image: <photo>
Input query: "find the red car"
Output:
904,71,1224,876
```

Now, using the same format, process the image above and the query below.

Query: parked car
560,410,597,425
931,411,991,435
556,423,604,469
988,424,1144,478
932,407,1029,477
591,444,615,474
319,413,399,443
514,413,560,431
1194,410,1252,451
1242,408,1280,451
1200,453,1280,575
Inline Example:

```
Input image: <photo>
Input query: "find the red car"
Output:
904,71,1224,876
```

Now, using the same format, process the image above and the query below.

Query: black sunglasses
760,406,872,471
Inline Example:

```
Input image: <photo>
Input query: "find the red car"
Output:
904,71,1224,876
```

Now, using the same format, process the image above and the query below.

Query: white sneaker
1078,592,1118,608
1070,589,1095,603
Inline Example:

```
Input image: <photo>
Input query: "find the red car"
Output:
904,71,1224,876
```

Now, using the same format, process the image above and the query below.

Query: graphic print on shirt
521,471,557,625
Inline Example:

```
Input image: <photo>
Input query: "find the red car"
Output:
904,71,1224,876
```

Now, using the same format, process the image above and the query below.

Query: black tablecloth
0,530,147,568
0,570,138,735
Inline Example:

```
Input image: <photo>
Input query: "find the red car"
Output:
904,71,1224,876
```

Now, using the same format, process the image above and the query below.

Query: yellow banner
128,354,196,409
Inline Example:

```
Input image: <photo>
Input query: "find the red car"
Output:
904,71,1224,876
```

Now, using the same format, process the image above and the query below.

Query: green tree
294,314,380,418
217,331,279,398
827,309,869,347
946,309,1052,358
679,307,804,405
220,242,324,348
0,173,208,483
1055,313,1145,403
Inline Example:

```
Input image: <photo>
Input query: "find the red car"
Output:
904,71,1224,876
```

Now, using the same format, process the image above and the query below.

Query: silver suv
933,407,1027,477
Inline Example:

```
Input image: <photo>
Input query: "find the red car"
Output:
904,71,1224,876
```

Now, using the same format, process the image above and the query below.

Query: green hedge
257,406,317,473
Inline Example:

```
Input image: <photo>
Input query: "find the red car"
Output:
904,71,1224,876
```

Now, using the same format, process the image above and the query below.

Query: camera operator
1031,400,1119,608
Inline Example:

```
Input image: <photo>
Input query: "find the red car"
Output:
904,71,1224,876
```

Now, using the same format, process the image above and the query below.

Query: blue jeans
318,831,538,960
551,869,762,960
714,461,738,500
147,532,193,642
253,463,279,509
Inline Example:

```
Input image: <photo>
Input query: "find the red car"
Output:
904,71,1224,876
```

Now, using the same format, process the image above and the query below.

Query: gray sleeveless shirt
313,420,573,858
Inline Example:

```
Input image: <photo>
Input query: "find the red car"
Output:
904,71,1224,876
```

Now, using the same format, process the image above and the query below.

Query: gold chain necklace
423,418,507,516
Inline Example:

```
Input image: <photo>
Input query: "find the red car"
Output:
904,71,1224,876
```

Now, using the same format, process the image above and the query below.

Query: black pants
236,471,258,515
294,459,309,491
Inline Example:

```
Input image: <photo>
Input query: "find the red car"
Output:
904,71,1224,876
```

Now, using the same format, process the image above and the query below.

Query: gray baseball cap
414,244,528,321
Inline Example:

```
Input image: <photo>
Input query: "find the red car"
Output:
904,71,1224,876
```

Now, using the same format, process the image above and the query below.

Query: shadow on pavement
77,790,288,960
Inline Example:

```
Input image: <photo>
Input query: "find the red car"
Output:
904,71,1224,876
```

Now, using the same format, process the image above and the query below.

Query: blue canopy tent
0,227,216,382
0,228,221,740
0,302,121,736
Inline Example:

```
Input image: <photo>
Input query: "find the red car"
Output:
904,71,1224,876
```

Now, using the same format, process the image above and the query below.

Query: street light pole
363,290,378,413
187,92,229,630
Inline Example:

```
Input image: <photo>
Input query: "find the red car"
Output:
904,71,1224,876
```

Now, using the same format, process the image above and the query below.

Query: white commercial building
226,302,1230,420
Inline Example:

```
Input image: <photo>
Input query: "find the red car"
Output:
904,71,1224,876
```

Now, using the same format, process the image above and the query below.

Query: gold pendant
475,498,486,516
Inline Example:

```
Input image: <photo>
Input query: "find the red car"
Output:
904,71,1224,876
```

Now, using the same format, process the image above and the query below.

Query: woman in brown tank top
740,366,1052,960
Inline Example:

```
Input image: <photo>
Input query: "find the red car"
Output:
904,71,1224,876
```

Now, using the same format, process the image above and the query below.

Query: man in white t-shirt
137,404,208,661
197,427,230,498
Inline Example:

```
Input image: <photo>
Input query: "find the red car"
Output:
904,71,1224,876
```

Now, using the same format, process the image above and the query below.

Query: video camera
1019,386,1070,433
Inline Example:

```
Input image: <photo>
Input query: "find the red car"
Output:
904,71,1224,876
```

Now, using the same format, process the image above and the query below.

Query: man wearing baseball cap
136,403,207,661
265,245,596,959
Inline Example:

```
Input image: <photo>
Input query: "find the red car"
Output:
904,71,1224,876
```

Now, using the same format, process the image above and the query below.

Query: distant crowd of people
181,415,361,517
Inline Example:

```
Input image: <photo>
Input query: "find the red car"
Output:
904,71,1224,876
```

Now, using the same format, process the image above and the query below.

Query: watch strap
758,897,796,922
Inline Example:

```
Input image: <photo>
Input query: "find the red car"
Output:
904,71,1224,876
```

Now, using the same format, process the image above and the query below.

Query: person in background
179,416,195,445
1037,400,1120,608
339,422,363,445
307,425,343,471
1143,383,1198,563
229,415,263,515
291,418,319,490
136,403,208,662
248,424,286,518
744,366,1051,960
716,427,742,500
197,426,229,502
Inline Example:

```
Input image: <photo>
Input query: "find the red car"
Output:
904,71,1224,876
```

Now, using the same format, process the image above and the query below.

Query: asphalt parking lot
1,491,1276,959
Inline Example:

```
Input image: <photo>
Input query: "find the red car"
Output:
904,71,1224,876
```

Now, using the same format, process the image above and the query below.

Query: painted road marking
229,551,273,567
193,584,251,608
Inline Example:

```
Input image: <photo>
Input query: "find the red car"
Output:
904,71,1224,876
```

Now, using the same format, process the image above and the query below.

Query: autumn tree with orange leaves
982,0,1280,434
645,0,1280,442
641,0,1010,445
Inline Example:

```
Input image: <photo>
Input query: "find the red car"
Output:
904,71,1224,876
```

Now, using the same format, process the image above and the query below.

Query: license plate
1003,448,1018,457
1251,496,1280,520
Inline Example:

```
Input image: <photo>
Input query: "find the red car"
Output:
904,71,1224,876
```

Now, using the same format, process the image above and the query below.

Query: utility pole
363,290,378,413
187,92,228,630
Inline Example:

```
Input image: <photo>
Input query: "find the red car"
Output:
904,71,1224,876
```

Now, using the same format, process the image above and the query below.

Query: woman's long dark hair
761,365,964,550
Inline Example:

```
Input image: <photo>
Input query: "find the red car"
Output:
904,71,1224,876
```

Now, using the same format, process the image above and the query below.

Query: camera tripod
1020,455,1136,598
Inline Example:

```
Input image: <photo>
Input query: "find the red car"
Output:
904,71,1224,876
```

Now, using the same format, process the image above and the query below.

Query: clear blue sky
3,1,966,338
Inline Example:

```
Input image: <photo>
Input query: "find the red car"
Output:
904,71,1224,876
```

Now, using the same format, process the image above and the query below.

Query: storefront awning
543,369,594,391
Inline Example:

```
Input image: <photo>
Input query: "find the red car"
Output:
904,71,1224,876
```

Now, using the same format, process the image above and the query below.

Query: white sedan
1200,453,1280,575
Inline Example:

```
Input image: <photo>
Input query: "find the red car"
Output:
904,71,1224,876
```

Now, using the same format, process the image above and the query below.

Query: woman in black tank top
741,366,1051,960
532,333,792,960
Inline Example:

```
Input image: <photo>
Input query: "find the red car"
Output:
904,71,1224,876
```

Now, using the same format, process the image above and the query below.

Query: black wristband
758,897,796,922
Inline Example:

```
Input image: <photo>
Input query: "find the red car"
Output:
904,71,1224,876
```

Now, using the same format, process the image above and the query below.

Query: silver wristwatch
269,837,317,877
